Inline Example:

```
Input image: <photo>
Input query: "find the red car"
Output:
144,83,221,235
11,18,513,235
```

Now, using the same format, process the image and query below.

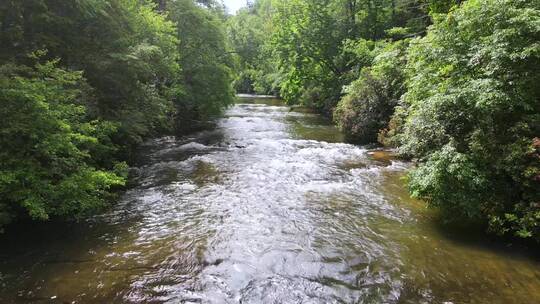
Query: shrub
0,60,125,230
334,41,407,143
401,0,540,241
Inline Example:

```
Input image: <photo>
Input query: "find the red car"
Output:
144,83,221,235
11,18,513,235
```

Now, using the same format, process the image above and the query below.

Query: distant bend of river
0,96,539,303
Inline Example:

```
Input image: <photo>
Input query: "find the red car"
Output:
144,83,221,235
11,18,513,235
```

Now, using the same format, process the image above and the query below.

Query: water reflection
0,96,538,303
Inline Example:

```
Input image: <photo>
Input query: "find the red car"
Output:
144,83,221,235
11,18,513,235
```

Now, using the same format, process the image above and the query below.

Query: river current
0,96,538,303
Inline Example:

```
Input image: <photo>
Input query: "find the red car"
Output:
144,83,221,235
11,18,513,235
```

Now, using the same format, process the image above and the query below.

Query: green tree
226,0,281,95
0,0,235,230
0,0,180,149
271,0,349,110
167,0,235,132
399,0,540,240
334,40,408,143
270,0,434,112
0,58,126,230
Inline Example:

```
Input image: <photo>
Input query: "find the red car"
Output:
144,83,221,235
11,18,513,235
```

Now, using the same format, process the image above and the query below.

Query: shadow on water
378,166,540,256
0,96,539,303
0,217,140,302
375,169,540,303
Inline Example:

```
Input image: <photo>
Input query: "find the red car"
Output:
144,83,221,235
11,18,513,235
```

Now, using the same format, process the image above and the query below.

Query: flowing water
0,96,539,303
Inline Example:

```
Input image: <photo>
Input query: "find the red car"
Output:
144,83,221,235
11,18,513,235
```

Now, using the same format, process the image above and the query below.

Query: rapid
0,96,538,303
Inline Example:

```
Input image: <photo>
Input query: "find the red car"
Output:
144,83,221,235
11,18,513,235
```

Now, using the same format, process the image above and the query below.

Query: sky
223,0,247,14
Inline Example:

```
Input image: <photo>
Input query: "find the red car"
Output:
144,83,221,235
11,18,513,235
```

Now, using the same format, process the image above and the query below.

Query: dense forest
1,0,539,244
227,0,540,242
0,0,235,231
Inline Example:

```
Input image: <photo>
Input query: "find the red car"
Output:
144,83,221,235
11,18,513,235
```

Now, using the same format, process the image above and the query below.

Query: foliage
0,59,125,230
399,0,540,240
167,0,235,132
269,0,435,112
0,0,180,149
271,0,348,110
226,0,280,95
0,0,234,230
334,41,408,143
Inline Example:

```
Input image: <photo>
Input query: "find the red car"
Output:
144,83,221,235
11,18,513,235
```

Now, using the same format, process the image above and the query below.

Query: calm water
0,97,539,303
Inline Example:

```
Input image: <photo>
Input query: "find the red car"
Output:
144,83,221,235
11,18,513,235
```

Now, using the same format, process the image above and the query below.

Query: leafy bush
0,0,235,230
168,0,235,132
0,0,180,149
334,41,407,143
226,0,282,96
400,0,540,240
0,59,125,230
233,69,257,94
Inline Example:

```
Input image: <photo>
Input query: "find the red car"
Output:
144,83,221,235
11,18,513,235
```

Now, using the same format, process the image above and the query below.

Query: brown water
0,97,539,303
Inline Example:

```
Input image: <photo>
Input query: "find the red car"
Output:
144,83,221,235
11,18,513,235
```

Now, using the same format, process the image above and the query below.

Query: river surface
0,97,539,303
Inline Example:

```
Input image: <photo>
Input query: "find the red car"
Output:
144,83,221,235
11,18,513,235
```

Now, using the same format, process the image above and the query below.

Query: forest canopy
0,0,234,230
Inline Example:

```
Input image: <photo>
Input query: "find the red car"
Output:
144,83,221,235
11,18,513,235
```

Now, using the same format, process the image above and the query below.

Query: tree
0,58,126,230
269,0,434,112
167,0,235,132
226,0,281,95
0,0,234,230
0,0,180,149
398,0,540,240
334,40,408,143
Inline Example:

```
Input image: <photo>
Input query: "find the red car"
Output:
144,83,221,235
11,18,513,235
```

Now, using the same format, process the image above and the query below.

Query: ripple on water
0,99,538,304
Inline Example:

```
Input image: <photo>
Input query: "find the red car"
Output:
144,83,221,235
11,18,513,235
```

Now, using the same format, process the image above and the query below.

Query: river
0,96,539,303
